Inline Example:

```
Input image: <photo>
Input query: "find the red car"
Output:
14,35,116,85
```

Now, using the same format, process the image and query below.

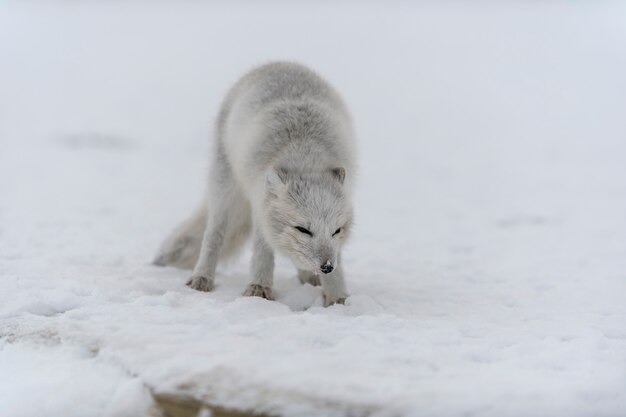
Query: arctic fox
154,62,356,306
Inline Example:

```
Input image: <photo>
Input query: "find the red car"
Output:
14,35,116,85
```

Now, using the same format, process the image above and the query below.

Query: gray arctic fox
154,62,356,306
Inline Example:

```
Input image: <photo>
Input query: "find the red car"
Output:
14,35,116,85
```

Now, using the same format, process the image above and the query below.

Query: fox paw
243,284,274,300
186,275,214,292
323,294,347,307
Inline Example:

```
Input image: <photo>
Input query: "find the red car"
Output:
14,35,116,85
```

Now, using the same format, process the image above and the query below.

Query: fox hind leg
298,270,321,287
187,146,250,291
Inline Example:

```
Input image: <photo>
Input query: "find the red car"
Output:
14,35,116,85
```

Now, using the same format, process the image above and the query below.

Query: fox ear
331,167,346,185
267,167,289,188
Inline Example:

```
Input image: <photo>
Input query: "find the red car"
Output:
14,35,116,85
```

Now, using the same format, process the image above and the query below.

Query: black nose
320,263,334,274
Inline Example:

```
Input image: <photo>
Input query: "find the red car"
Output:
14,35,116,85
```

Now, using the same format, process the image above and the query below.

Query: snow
1,2,626,416
105,379,157,417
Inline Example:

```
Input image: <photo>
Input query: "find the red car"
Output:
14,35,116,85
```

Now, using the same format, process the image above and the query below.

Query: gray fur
154,62,356,305
153,204,206,270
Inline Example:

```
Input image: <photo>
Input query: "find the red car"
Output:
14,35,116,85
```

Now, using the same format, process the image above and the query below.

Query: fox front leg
320,254,348,306
243,229,275,300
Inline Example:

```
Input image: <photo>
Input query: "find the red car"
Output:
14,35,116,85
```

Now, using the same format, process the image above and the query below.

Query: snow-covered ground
1,2,626,416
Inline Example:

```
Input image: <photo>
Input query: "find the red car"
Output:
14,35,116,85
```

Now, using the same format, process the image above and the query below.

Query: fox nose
320,261,334,274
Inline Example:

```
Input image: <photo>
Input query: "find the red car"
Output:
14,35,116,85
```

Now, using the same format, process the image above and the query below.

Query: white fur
154,62,356,306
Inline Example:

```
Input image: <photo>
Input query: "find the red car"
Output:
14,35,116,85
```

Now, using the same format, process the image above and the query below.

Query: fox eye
332,227,342,237
295,226,313,236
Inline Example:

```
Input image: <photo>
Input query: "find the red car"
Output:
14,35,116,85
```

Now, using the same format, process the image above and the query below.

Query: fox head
262,167,353,275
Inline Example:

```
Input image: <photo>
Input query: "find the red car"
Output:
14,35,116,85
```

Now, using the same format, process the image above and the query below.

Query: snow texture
1,2,626,417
